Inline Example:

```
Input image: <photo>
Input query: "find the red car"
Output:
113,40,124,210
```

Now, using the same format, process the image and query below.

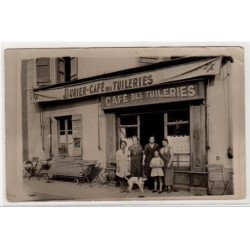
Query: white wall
26,60,46,160
207,63,231,168
206,55,244,175
42,99,106,164
77,57,138,78
228,55,245,195
25,53,245,173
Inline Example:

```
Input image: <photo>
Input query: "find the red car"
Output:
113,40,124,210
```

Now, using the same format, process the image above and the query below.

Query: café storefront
32,56,233,194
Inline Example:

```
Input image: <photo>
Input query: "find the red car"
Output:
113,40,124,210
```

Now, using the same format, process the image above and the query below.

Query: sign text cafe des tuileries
32,57,222,103
100,82,205,109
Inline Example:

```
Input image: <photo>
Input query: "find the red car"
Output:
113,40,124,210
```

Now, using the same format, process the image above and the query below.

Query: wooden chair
91,163,104,186
37,158,53,181
208,164,229,195
80,165,94,186
101,162,117,187
24,157,40,180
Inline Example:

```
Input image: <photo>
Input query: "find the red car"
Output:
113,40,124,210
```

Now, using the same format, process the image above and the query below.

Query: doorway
58,116,73,157
56,114,83,158
140,112,164,146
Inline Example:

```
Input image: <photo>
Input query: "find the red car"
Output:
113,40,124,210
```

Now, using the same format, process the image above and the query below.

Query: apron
160,146,174,186
116,149,130,178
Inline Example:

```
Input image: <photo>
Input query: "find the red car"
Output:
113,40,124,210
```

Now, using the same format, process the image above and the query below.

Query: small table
76,160,98,185
24,158,40,180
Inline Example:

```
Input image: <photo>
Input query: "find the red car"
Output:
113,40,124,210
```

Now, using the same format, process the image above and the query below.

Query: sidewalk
23,177,192,202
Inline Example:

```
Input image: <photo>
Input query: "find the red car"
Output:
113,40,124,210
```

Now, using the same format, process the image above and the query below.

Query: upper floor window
57,57,78,83
36,57,78,87
36,58,50,87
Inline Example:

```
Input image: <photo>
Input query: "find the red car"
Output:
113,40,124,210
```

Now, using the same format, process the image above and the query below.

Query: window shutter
36,58,50,87
43,117,52,159
70,57,78,81
190,104,206,171
51,117,58,157
106,113,117,163
57,57,66,83
72,114,82,157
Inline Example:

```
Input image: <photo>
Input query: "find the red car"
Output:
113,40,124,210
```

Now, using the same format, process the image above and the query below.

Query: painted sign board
32,57,221,103
100,81,205,109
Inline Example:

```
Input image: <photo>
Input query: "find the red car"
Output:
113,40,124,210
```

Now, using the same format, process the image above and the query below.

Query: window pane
67,117,72,130
120,115,138,125
120,127,138,138
168,123,189,136
119,127,138,148
59,119,65,130
70,57,78,81
167,109,189,123
167,135,190,154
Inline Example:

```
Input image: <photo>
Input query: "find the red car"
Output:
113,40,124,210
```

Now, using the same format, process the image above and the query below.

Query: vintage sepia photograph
5,46,245,202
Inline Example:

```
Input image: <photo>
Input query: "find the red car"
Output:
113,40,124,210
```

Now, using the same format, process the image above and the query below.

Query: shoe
167,189,171,193
158,190,163,194
152,190,157,193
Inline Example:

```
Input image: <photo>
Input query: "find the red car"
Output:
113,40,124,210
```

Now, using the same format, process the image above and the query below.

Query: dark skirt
164,166,174,186
130,156,143,177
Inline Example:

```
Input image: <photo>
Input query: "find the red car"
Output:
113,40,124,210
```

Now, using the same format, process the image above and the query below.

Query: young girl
150,150,165,194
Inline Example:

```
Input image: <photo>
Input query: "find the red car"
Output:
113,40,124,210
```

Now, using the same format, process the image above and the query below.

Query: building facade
21,53,243,195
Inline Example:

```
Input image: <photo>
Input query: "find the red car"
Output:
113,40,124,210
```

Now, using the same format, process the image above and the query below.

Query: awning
31,57,223,103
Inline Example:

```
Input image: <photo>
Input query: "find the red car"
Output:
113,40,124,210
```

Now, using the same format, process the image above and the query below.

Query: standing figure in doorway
160,138,177,193
128,136,143,178
116,141,131,193
150,150,165,193
142,136,160,189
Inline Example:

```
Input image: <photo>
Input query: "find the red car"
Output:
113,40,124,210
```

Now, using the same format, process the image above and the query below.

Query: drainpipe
97,96,102,150
40,104,45,150
225,61,233,159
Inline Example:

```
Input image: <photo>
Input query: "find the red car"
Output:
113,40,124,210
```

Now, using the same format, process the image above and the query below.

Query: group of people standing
116,135,178,194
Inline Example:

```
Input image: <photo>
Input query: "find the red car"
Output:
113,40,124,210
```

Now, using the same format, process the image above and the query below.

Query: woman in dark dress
142,136,160,189
128,136,143,177
160,138,176,192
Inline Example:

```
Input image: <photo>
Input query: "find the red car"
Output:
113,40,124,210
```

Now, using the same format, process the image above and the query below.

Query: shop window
118,114,140,148
57,57,78,83
36,58,50,87
165,109,190,168
167,123,189,136
120,115,138,126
